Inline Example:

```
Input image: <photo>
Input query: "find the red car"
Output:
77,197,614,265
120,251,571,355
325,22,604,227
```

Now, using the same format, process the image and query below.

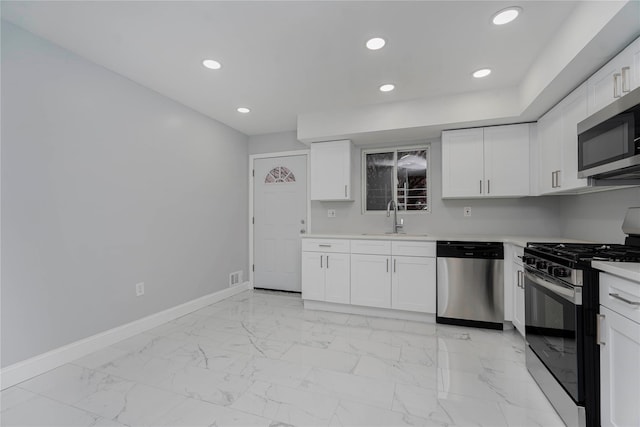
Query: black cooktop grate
528,243,640,263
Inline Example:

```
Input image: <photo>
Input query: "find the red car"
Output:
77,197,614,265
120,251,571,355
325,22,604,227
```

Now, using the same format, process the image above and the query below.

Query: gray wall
1,22,249,367
310,139,563,237
559,187,640,244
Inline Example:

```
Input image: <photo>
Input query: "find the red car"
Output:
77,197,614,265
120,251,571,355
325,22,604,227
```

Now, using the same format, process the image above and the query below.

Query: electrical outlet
464,207,472,217
135,282,145,297
327,209,336,218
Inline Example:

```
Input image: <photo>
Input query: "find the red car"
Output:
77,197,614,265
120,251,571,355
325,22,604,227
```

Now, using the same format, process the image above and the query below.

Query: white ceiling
0,1,627,138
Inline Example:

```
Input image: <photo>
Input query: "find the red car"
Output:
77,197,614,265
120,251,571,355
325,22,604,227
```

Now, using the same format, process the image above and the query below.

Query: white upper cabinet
310,139,353,201
588,36,640,115
442,124,530,198
559,83,590,191
441,128,485,197
536,105,562,194
484,124,531,197
536,82,590,195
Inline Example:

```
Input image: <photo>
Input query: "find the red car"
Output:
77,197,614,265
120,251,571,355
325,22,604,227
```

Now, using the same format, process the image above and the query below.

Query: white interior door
253,155,307,292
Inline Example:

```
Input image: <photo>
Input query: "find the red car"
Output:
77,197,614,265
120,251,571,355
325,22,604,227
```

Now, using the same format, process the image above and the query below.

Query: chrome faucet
386,199,404,233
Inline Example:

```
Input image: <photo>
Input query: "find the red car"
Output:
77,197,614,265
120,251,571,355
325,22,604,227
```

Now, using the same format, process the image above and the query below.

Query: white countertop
592,261,640,283
302,233,589,247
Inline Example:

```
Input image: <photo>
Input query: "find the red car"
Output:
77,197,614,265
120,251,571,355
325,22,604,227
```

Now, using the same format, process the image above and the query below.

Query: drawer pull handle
318,244,331,248
609,293,640,306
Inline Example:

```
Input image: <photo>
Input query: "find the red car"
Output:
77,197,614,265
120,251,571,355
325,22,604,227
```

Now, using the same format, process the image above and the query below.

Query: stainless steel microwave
577,86,640,180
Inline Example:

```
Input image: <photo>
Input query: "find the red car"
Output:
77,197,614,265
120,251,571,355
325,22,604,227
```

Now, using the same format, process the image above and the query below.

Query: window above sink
362,145,431,214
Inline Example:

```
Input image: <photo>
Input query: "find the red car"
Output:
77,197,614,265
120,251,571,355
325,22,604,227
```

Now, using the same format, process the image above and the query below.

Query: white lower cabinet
301,251,350,303
512,263,525,336
391,255,436,313
511,245,526,337
350,254,392,308
350,241,436,313
599,273,640,427
301,239,350,304
303,238,436,314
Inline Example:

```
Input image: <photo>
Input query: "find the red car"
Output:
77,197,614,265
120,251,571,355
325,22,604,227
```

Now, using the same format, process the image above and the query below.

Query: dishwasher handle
437,241,504,259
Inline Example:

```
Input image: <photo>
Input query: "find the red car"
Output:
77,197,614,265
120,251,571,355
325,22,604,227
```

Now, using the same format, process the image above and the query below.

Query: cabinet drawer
350,239,392,255
391,241,435,257
600,273,640,324
302,239,350,253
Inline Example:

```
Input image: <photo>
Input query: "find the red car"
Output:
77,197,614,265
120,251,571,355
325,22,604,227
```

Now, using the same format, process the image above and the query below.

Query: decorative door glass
265,166,296,184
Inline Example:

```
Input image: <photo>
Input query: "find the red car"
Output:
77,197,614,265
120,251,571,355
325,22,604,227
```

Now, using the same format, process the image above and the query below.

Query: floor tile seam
232,379,343,422
5,386,118,424
0,386,50,413
284,341,375,361
436,366,538,387
70,361,209,400
335,395,433,423
295,370,396,410
438,347,525,363
72,367,258,415
276,355,360,376
495,400,561,416
434,387,557,414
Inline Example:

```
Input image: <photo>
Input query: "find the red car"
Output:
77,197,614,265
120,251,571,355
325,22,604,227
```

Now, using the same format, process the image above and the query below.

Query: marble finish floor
1,290,565,426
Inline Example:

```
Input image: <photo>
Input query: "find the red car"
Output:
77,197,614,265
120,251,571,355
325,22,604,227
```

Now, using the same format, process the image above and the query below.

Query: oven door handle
525,271,582,305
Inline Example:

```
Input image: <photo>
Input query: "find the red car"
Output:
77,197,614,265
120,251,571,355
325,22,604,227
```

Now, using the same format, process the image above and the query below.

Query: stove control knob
536,261,548,270
523,256,536,265
553,267,569,278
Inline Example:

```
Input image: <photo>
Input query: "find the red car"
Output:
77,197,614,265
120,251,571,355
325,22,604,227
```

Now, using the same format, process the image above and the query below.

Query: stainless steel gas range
523,210,640,427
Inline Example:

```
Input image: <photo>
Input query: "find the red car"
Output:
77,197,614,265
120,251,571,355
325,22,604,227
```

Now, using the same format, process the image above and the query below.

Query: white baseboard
303,300,435,323
0,282,250,390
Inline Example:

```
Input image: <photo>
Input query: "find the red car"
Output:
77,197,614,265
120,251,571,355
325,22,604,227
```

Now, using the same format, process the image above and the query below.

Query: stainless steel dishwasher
436,241,504,330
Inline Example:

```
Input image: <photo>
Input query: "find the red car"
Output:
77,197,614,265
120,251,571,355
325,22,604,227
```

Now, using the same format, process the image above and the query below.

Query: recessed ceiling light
366,37,386,50
379,84,395,92
237,107,251,113
492,7,521,25
202,59,222,70
472,68,492,78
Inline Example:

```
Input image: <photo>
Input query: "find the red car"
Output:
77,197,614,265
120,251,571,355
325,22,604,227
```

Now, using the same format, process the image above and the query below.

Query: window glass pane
365,152,394,211
397,149,427,211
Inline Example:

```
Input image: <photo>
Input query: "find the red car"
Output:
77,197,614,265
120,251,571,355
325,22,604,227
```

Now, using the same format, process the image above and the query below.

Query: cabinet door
391,256,436,313
301,252,325,301
631,37,640,91
324,253,350,304
559,83,589,191
441,128,485,198
512,267,525,337
587,54,626,115
537,106,562,194
350,254,391,308
600,306,640,427
483,124,530,197
310,140,352,201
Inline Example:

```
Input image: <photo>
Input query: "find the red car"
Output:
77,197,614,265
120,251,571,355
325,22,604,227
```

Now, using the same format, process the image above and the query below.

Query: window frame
361,144,431,215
